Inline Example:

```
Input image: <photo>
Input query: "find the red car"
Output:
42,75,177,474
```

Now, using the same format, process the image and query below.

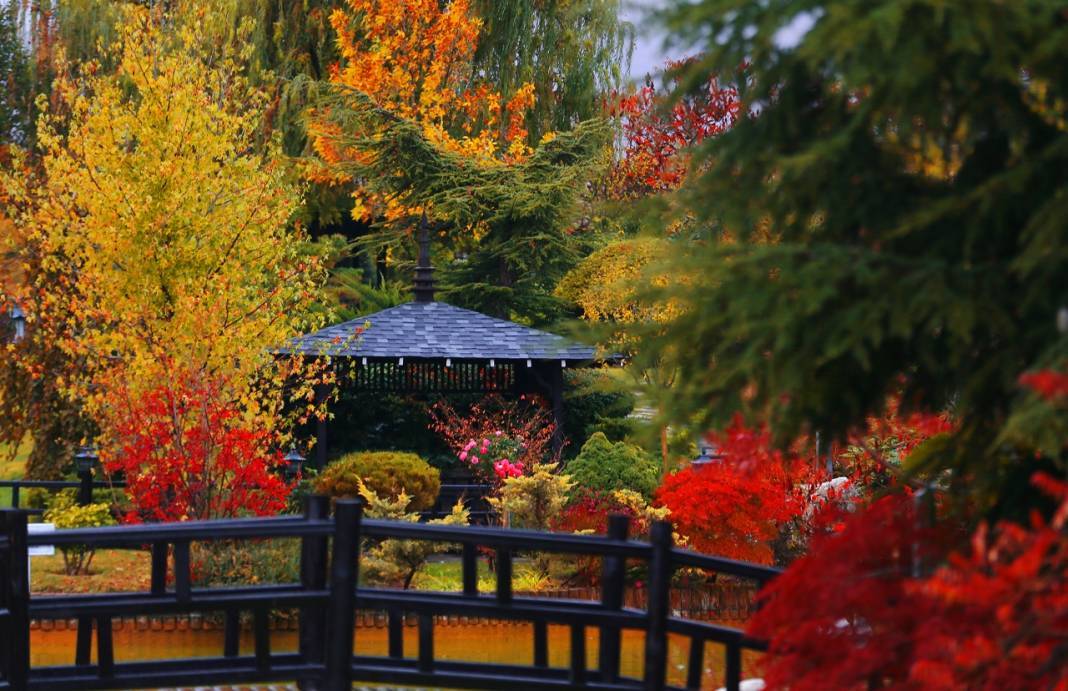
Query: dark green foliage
640,0,1068,510
562,369,637,453
565,432,659,498
472,0,632,143
0,1,31,145
314,450,441,511
324,266,408,320
312,89,611,324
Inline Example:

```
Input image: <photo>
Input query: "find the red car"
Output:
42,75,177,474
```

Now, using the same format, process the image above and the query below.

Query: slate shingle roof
279,301,598,362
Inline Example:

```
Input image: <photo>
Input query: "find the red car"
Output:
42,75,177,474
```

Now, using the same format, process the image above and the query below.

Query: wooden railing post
599,514,630,682
1,510,30,690
299,494,330,690
325,498,362,691
643,520,673,691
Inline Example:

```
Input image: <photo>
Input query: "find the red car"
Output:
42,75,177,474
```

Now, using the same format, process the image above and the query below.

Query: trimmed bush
565,432,660,499
315,451,440,511
43,490,117,575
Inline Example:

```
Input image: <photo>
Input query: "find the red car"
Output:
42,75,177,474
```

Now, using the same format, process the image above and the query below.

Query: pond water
31,621,761,689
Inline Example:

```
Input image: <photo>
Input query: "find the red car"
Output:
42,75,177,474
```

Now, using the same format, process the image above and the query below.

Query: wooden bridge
0,498,778,691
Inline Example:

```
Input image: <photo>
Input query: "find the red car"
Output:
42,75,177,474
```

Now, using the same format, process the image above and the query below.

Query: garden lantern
8,305,25,343
282,447,305,481
74,445,99,474
692,438,721,468
74,445,99,505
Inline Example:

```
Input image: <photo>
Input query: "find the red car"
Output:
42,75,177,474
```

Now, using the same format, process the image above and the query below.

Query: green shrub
562,370,637,455
314,451,440,511
565,432,660,499
358,480,469,589
43,490,117,575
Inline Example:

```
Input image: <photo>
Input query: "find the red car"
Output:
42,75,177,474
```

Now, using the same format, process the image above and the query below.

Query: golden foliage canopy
2,6,324,429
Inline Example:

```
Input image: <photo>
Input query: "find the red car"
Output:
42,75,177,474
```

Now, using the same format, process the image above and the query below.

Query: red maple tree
748,370,1068,690
606,58,741,199
101,369,292,522
654,417,814,564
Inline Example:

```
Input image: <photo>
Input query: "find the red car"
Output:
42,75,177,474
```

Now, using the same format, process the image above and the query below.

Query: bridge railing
0,497,779,691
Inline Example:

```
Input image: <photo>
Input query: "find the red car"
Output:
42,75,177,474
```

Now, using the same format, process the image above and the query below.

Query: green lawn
412,556,552,593
0,438,29,508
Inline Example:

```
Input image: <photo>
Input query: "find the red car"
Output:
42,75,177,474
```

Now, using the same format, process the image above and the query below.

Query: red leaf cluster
1019,368,1068,401
606,58,740,199
749,475,1068,690
654,417,814,564
908,472,1068,689
101,369,292,522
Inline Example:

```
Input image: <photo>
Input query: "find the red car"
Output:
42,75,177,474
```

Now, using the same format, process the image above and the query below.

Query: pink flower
493,459,524,480
459,451,468,461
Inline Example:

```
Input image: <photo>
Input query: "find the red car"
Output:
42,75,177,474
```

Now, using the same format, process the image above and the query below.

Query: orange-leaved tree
308,0,540,223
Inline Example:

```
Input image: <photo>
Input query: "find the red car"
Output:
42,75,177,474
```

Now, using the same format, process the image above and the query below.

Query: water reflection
32,621,761,689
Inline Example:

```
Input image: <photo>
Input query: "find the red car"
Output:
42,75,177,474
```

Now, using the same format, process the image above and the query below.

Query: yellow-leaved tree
1,5,329,518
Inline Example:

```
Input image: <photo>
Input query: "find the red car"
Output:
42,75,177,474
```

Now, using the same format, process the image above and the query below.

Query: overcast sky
622,1,684,81
622,1,821,81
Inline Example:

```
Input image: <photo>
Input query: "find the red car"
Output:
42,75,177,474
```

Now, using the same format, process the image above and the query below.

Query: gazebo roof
279,301,598,363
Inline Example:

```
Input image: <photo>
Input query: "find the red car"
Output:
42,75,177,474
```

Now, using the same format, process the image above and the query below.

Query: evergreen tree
313,89,610,323
0,0,30,146
639,0,1068,511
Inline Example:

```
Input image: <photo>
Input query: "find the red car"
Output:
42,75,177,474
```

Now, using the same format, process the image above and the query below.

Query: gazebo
280,227,608,468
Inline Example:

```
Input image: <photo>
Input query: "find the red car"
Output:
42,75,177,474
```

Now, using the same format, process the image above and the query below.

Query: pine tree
640,0,1068,511
0,0,31,146
313,89,610,323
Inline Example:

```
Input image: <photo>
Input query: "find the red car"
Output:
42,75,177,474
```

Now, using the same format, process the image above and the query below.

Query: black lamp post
74,445,99,505
282,447,305,482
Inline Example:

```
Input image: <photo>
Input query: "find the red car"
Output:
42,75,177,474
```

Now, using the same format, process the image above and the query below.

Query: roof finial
413,212,436,303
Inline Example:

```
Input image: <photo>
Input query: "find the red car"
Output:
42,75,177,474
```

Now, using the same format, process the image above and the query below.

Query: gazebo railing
0,498,779,691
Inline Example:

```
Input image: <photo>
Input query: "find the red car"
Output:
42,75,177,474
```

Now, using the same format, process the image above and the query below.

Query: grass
30,548,152,594
0,438,29,508
27,549,552,596
411,556,553,592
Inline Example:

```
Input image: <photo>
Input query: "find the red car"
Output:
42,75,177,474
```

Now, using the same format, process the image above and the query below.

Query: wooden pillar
523,362,566,458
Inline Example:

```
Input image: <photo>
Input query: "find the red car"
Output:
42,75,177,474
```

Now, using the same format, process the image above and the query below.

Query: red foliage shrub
101,369,291,522
552,489,657,536
1019,368,1068,400
654,417,812,564
427,394,556,484
750,474,1068,691
607,58,740,198
909,473,1068,689
748,492,941,688
550,489,661,585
